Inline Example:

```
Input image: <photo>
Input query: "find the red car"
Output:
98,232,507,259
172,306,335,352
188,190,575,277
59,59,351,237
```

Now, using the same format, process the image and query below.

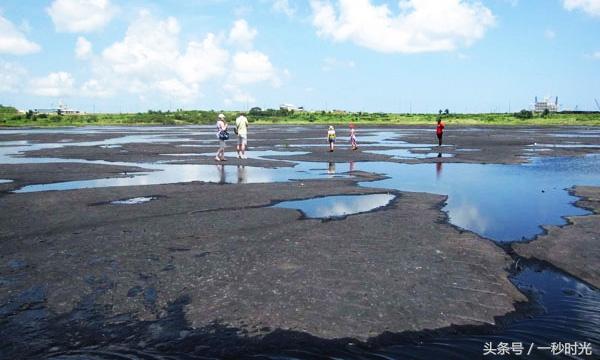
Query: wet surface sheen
272,193,395,219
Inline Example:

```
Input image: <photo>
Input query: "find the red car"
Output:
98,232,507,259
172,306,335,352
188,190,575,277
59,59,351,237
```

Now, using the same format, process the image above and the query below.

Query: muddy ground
1,125,599,358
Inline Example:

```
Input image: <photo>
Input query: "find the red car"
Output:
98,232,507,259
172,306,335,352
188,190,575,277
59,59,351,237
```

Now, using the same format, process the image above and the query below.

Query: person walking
349,123,358,150
215,113,228,162
235,112,249,159
327,126,336,152
436,118,445,146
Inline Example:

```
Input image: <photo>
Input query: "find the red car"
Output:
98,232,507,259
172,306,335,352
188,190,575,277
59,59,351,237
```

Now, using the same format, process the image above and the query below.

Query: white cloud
223,84,256,105
75,36,92,59
154,79,200,102
83,10,280,104
228,19,258,49
81,79,113,97
0,14,41,54
272,0,297,17
29,72,75,97
591,51,600,59
101,11,180,79
0,61,27,92
322,57,355,71
309,0,495,53
177,34,230,83
229,50,280,86
563,0,600,17
47,0,117,33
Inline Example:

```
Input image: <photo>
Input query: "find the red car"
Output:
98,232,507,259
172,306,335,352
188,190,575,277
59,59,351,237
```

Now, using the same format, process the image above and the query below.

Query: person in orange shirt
436,118,445,146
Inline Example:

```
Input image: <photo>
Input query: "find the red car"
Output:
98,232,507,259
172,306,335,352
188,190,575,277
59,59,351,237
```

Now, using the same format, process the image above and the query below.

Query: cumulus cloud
75,36,92,59
29,72,75,97
101,11,180,79
591,51,600,59
47,0,117,33
80,11,280,104
229,51,280,86
81,78,112,97
228,19,258,49
0,14,41,54
0,61,28,92
563,0,600,17
272,0,297,17
310,0,495,53
177,34,230,84
223,84,256,105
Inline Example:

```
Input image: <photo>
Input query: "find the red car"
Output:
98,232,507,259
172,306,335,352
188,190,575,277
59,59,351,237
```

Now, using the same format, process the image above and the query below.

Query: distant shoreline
2,107,600,127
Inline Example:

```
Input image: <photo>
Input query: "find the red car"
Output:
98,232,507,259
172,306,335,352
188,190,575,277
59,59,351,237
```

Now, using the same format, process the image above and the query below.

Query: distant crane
595,98,600,111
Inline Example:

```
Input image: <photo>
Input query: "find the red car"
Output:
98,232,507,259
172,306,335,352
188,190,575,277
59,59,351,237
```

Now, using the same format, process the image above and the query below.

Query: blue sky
0,0,599,113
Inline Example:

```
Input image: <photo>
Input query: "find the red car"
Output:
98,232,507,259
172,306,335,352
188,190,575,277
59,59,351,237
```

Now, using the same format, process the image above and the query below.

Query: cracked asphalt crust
513,186,600,288
0,125,599,353
0,177,524,341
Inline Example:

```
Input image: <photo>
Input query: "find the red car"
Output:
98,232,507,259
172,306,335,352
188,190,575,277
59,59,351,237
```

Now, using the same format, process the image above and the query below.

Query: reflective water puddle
357,155,600,242
0,179,13,184
14,161,353,193
529,143,600,149
110,196,157,205
272,193,395,220
162,150,310,161
365,149,454,159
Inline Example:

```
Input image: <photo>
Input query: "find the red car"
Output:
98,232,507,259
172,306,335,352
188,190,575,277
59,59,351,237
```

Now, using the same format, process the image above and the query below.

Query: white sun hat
218,113,225,119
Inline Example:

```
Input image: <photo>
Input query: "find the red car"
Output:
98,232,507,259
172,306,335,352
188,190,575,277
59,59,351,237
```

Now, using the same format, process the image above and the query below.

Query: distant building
33,102,83,115
33,108,59,115
533,96,559,112
280,103,304,112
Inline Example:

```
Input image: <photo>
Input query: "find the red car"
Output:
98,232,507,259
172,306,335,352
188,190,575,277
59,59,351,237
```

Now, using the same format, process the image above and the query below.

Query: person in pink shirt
349,123,358,150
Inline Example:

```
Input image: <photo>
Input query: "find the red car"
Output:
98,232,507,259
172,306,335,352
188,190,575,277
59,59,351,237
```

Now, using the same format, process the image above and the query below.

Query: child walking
349,124,358,150
327,126,336,152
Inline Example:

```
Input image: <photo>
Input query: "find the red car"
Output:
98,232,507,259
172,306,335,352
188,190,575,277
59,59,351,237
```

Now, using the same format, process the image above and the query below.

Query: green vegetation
1,105,600,127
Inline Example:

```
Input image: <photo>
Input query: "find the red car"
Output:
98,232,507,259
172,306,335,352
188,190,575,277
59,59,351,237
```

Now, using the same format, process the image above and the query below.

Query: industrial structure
533,96,559,113
279,103,304,112
33,101,83,115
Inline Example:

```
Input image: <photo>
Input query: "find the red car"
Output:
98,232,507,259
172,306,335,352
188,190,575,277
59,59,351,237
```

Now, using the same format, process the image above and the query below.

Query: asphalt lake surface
1,126,599,359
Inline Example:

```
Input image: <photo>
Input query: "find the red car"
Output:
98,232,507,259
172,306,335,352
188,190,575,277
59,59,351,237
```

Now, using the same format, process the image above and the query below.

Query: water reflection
365,148,454,159
14,162,354,193
435,161,443,179
272,193,395,219
358,155,600,242
328,162,336,174
237,165,247,184
111,196,156,205
216,164,226,184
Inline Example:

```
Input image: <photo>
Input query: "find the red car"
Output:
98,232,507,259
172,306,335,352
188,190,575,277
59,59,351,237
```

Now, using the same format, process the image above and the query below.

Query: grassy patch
1,106,599,127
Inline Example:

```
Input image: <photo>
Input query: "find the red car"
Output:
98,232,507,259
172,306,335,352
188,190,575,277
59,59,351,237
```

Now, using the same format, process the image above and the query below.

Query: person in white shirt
327,126,336,152
235,113,249,159
215,113,228,162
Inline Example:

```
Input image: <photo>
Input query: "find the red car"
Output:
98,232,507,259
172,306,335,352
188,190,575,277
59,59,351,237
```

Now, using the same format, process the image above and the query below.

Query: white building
280,103,304,112
533,96,559,112
34,102,83,115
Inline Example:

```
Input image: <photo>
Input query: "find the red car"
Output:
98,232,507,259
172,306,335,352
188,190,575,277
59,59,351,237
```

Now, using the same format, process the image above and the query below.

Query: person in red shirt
436,118,445,146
